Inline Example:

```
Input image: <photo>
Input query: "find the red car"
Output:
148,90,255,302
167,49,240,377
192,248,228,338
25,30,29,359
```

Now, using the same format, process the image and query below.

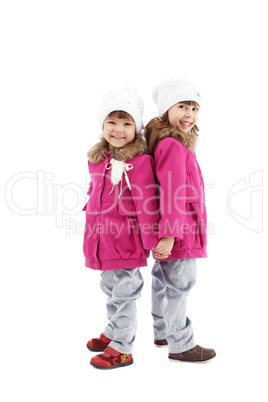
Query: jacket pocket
186,201,206,248
117,202,144,257
172,200,205,250
118,202,137,217
192,202,207,248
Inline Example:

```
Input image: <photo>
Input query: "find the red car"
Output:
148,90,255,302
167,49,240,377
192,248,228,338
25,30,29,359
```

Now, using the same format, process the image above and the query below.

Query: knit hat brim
153,78,201,116
99,87,144,133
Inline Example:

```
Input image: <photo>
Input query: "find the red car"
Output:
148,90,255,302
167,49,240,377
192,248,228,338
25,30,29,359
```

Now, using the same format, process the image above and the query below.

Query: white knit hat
153,78,201,116
99,87,144,133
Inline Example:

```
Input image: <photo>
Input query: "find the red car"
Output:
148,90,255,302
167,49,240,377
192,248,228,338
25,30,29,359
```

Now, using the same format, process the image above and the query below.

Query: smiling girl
83,87,160,369
145,78,216,363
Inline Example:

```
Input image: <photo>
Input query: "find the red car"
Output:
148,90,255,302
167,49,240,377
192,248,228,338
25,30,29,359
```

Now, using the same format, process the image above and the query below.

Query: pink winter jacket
83,152,159,270
154,136,207,260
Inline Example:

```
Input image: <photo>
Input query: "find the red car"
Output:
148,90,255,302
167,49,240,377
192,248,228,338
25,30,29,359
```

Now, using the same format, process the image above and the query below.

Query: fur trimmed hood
87,134,147,163
158,127,198,152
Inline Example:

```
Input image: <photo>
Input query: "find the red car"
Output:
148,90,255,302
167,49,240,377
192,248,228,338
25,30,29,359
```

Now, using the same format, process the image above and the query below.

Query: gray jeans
100,268,144,354
152,259,197,353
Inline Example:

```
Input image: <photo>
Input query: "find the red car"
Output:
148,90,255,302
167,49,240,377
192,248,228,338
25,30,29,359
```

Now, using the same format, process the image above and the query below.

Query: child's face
168,102,199,133
103,114,136,148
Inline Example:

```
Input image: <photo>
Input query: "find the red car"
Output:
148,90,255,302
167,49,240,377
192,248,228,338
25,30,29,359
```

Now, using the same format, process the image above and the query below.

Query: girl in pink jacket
145,78,216,363
84,87,159,369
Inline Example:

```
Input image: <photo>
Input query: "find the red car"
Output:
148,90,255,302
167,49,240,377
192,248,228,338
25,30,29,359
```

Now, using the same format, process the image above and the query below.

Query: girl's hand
153,237,175,259
154,252,170,259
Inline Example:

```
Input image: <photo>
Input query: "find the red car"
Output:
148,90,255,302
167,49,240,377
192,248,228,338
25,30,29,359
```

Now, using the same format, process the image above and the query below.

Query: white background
1,0,268,401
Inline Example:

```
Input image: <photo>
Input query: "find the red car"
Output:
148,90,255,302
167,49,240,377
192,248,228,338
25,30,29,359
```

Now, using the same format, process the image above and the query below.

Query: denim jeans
152,259,197,353
100,268,144,354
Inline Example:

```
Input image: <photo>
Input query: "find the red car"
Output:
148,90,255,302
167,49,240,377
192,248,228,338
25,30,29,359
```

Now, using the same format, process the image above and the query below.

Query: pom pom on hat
99,87,144,133
153,78,201,116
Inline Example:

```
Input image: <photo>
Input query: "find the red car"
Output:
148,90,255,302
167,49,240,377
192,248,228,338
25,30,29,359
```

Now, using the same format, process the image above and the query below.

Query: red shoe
86,333,111,352
90,346,133,370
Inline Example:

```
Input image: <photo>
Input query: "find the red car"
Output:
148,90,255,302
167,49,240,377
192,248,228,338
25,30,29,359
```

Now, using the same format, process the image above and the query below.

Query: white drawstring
105,158,133,199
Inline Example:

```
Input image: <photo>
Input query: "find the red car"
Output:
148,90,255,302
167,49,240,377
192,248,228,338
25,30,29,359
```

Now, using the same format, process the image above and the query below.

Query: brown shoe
169,345,216,363
154,339,168,347
86,333,111,352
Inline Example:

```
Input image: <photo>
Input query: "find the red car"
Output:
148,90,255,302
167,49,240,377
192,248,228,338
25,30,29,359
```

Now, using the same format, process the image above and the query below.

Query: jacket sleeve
154,138,187,239
130,155,160,250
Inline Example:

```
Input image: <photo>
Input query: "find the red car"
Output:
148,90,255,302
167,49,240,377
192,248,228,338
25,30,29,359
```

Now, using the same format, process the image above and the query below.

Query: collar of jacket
158,127,198,152
87,134,148,163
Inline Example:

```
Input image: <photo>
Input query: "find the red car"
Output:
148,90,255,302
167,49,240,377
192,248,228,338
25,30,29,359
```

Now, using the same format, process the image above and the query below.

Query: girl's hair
144,101,199,156
106,110,134,122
